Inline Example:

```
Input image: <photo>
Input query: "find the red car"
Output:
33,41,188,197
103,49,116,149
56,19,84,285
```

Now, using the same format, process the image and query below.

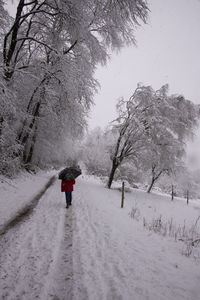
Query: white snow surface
0,170,55,230
0,173,200,299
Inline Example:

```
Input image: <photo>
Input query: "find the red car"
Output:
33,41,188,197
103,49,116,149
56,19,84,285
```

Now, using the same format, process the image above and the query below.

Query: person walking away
61,179,75,208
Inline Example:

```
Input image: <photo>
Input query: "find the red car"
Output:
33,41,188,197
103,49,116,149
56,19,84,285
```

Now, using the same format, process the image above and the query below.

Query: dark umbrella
58,166,82,181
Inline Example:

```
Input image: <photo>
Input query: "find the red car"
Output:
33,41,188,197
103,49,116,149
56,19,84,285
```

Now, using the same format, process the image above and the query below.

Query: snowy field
0,173,200,299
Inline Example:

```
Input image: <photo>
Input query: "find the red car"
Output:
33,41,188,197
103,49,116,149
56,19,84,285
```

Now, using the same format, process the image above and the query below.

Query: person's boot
66,204,69,209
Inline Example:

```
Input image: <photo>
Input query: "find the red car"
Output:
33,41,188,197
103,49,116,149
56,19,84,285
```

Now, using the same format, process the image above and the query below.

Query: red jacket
61,179,75,192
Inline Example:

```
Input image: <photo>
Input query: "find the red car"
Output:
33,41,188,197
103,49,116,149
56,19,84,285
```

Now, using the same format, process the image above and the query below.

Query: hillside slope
73,175,200,300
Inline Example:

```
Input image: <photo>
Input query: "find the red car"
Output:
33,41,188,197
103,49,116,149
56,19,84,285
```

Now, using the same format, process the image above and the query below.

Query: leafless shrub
143,215,200,258
181,216,200,258
129,203,140,221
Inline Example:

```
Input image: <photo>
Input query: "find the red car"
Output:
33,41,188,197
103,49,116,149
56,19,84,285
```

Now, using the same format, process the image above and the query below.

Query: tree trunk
3,0,25,80
147,177,156,193
25,122,38,165
17,75,49,143
0,116,4,136
147,167,163,193
24,80,47,165
22,102,40,163
107,160,118,189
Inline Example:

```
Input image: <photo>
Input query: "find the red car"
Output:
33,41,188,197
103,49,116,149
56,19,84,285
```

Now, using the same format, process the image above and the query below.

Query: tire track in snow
0,179,73,300
41,210,73,300
0,175,56,236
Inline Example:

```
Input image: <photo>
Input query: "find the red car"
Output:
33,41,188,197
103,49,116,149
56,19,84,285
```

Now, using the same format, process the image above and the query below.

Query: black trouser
65,191,72,205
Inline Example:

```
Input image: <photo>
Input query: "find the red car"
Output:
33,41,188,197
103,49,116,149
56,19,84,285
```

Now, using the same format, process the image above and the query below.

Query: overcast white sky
6,0,200,169
89,0,200,127
87,0,200,169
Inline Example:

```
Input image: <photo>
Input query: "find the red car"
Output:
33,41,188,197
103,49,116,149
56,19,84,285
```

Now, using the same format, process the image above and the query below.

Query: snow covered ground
0,173,200,299
0,171,56,232
0,172,72,299
73,176,200,300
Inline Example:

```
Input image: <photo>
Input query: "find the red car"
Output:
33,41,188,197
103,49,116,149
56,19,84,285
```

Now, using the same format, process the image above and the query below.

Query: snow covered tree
2,0,149,80
0,0,149,175
107,89,149,188
142,86,199,193
107,84,200,189
144,139,184,193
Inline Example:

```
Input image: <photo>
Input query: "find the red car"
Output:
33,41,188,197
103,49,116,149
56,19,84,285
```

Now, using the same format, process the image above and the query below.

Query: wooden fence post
121,181,125,208
187,190,189,205
171,185,174,201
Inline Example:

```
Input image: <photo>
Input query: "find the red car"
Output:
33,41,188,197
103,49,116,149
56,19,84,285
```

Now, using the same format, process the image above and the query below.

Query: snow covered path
0,179,73,300
0,174,200,300
73,176,200,300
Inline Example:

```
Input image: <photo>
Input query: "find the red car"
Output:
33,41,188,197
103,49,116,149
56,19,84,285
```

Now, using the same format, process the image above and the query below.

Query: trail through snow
0,174,200,300
0,179,72,300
